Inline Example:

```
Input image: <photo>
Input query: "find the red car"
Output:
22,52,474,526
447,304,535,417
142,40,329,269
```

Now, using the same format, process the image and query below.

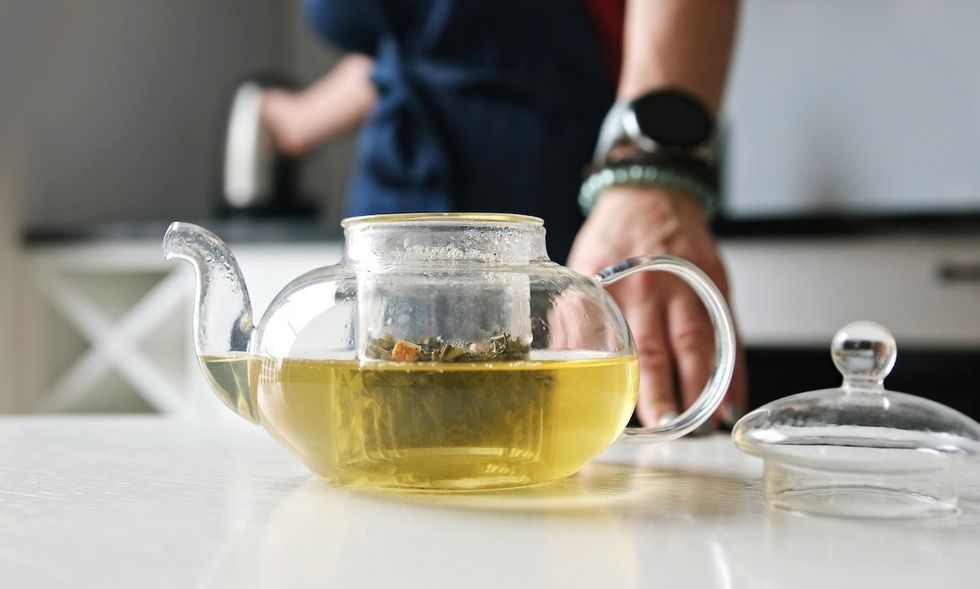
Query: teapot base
315,451,582,491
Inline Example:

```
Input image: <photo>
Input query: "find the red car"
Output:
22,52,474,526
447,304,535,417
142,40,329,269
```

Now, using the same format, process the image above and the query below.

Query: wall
724,0,980,216
0,1,41,410
15,0,288,229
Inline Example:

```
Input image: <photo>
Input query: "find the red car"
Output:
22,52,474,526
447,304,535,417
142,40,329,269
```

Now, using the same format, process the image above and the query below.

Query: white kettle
220,76,308,215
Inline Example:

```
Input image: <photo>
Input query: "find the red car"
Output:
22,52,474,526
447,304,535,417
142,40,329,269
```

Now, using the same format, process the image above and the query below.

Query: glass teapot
164,213,736,490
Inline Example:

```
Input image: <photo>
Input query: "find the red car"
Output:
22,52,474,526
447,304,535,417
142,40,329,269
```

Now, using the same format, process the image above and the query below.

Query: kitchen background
1,1,978,416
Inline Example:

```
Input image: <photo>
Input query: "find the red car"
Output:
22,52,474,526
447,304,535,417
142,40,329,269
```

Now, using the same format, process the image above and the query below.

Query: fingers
667,285,750,432
624,294,679,427
666,290,717,426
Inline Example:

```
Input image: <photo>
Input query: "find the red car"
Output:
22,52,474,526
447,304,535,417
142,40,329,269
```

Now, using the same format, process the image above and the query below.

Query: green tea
202,354,638,490
200,353,258,423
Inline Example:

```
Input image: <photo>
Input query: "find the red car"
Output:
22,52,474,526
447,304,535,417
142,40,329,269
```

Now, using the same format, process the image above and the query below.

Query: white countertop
2,417,978,588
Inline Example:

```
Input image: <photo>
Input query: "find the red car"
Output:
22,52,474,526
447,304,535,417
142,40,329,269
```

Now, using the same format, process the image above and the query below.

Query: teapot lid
732,321,980,518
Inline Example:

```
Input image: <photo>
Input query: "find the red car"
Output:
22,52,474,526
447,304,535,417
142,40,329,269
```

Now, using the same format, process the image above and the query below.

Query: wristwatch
582,88,721,218
593,88,716,164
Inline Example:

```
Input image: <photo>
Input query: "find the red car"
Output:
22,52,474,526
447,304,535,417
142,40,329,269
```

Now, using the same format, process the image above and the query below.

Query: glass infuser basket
733,321,980,518
163,213,736,491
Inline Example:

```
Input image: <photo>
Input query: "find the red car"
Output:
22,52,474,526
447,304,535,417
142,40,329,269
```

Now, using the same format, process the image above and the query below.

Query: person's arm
618,0,736,108
261,53,377,156
568,0,747,428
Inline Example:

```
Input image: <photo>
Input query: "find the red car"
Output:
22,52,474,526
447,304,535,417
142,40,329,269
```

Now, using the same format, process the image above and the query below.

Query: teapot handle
595,255,736,443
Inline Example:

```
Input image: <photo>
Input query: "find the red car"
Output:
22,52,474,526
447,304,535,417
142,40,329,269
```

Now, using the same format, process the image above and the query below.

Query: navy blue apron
305,0,614,262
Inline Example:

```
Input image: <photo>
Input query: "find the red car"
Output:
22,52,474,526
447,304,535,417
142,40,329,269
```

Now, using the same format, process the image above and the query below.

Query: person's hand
567,186,747,428
260,89,308,157
259,55,377,158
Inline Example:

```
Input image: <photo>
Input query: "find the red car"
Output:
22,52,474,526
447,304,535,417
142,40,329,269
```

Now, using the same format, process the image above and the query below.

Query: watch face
628,89,714,148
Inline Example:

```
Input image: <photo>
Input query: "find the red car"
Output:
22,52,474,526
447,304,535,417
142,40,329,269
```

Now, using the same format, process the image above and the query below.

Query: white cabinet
722,236,980,346
20,241,342,415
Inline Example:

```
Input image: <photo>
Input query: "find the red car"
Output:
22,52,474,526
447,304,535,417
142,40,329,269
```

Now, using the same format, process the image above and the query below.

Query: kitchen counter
2,417,978,588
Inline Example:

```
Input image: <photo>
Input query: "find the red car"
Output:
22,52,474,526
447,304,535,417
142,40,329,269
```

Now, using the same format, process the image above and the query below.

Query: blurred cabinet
21,241,342,415
722,236,980,347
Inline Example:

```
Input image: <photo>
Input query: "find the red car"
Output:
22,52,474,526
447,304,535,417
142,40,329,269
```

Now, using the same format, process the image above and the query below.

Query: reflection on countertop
246,437,980,589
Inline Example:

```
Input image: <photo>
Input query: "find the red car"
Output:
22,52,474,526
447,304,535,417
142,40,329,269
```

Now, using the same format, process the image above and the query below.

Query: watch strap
593,99,631,164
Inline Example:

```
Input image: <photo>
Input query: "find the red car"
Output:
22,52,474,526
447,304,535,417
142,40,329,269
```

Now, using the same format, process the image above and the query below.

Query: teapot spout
163,222,259,422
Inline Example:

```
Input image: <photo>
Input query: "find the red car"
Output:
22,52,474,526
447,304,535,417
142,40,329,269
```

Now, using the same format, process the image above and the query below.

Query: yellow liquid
203,354,638,490
200,353,259,423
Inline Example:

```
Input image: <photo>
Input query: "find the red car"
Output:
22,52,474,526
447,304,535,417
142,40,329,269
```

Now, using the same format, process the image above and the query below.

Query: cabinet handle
937,261,980,284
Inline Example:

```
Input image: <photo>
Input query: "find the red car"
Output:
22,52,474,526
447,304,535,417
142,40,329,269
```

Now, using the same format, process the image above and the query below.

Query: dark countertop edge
21,211,980,245
709,210,980,239
22,217,346,245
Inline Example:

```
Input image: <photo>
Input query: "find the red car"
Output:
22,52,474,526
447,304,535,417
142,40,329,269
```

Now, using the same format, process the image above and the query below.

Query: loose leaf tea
365,332,530,363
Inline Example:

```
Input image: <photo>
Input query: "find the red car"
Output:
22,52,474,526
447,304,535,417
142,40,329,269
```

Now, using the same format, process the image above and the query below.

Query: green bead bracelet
578,163,720,219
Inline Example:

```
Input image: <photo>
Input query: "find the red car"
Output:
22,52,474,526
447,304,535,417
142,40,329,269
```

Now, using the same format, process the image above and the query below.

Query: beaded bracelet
578,163,720,219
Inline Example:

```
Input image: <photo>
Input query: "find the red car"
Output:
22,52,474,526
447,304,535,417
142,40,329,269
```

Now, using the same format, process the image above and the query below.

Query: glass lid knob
830,321,896,389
